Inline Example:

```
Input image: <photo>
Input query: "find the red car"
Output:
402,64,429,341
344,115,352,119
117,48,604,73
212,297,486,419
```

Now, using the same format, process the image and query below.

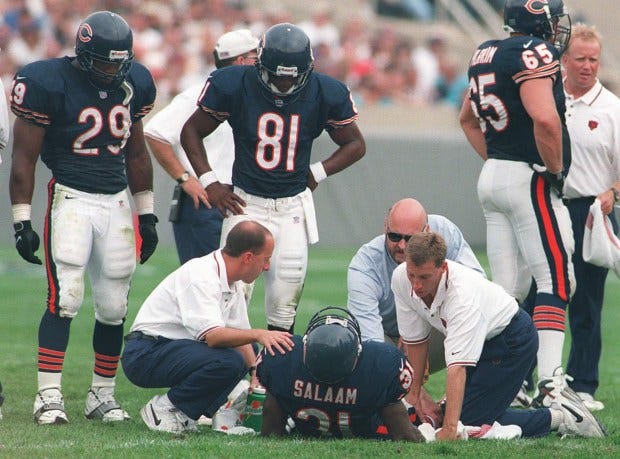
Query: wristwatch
176,171,190,184
611,186,620,203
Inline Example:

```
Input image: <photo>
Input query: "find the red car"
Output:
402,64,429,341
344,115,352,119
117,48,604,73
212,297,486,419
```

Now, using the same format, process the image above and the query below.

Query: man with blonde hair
561,23,620,411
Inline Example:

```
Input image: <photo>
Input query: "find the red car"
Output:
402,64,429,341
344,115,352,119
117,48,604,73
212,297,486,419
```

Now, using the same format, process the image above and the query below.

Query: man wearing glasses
347,198,484,425
145,29,259,264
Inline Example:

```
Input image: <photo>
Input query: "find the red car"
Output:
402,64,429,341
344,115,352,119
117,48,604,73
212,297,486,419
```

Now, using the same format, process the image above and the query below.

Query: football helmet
75,11,134,90
504,0,571,53
303,307,362,384
256,23,314,96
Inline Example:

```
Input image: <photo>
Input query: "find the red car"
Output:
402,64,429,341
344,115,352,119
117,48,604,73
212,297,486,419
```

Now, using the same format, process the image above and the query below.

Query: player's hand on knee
13,220,43,265
138,213,159,264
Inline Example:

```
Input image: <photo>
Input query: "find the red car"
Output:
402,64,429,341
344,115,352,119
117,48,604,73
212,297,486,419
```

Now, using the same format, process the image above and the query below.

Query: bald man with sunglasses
347,198,484,424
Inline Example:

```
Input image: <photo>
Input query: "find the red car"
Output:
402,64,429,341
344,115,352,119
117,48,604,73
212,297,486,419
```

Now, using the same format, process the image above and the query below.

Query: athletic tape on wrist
199,171,219,188
309,161,327,183
133,190,154,215
12,204,32,222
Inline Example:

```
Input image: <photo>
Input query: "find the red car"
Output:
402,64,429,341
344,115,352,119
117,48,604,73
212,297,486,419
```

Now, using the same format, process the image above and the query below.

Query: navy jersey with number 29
257,336,413,439
11,56,155,194
466,35,570,167
196,66,358,198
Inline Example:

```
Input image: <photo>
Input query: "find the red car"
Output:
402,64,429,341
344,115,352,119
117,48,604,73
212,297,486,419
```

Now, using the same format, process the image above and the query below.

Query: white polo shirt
392,260,518,367
144,82,234,184
563,80,620,199
130,249,250,340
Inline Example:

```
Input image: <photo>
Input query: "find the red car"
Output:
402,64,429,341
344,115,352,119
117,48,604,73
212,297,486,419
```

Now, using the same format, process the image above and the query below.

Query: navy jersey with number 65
257,336,413,439
196,66,358,198
466,35,570,168
10,56,155,194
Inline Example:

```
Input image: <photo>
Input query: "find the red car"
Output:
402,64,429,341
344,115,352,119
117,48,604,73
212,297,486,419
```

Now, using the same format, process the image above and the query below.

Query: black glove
14,220,42,265
541,170,565,197
138,213,158,264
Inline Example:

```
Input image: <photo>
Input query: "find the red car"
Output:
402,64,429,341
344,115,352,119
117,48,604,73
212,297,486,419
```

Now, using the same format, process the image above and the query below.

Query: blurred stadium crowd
0,0,471,110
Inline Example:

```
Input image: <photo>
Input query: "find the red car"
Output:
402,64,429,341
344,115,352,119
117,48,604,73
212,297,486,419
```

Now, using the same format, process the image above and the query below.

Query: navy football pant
460,309,551,437
566,197,616,395
121,335,246,419
172,187,223,264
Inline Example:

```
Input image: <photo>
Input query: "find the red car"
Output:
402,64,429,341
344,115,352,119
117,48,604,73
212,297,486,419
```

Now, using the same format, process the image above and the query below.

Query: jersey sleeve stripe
199,105,229,122
11,105,51,125
513,61,559,84
327,114,359,128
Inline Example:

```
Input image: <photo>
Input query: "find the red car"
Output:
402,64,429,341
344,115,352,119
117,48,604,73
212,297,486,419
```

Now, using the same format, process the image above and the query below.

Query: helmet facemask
255,23,314,98
75,11,134,90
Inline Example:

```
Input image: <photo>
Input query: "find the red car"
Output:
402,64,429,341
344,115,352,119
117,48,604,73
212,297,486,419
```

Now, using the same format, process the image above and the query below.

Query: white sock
549,407,563,430
537,330,565,380
91,374,115,389
38,372,62,392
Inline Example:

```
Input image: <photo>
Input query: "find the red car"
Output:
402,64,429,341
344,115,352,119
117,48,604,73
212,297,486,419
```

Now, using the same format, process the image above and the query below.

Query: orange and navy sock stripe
533,305,566,332
38,347,65,373
94,353,120,378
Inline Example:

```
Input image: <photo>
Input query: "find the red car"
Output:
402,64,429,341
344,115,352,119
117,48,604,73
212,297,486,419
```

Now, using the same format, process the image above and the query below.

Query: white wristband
133,190,154,215
12,204,32,222
309,161,327,183
199,171,219,188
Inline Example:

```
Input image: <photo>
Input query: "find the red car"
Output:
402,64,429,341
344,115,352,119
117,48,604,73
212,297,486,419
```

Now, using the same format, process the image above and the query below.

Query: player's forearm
533,119,562,173
9,157,36,205
180,114,214,177
459,99,487,160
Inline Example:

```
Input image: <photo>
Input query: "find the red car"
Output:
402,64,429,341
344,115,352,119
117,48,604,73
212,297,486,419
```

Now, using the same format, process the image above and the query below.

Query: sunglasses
386,232,413,243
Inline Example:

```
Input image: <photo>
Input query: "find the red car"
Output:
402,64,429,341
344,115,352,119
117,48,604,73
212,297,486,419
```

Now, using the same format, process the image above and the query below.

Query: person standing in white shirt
144,29,259,264
121,220,294,434
392,232,605,440
561,23,620,412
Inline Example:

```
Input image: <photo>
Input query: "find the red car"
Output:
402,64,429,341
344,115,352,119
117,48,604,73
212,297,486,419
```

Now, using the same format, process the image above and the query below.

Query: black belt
562,196,595,205
124,331,159,342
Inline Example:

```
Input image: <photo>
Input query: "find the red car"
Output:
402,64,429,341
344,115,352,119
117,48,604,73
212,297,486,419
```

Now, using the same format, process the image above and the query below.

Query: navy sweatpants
460,309,551,438
566,197,616,395
121,334,247,420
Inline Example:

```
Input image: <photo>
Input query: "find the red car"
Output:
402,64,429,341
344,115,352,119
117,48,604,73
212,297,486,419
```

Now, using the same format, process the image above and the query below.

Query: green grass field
0,245,618,458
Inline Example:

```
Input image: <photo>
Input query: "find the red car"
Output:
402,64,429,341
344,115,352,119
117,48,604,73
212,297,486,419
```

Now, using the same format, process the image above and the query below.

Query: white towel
583,199,620,277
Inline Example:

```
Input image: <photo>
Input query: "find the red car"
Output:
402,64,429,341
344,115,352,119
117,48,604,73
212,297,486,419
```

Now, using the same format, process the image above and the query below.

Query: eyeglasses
386,232,413,243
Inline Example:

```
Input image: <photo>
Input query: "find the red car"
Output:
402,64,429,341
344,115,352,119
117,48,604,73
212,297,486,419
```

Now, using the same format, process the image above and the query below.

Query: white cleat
34,388,69,425
140,394,197,434
577,392,605,412
465,421,522,440
552,388,607,438
85,387,130,422
531,367,573,408
510,381,533,408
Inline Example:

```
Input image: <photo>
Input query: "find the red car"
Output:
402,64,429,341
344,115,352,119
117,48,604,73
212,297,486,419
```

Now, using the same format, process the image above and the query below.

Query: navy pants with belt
460,309,551,437
121,333,247,420
171,186,223,264
566,197,617,395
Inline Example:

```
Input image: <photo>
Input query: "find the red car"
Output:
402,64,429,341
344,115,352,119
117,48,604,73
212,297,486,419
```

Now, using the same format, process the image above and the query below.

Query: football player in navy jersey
459,0,575,405
257,308,424,441
9,11,158,425
181,23,365,334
